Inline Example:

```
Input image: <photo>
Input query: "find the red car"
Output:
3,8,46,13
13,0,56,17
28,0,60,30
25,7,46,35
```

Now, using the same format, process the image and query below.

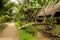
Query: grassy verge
15,21,37,40
18,29,37,40
15,21,20,28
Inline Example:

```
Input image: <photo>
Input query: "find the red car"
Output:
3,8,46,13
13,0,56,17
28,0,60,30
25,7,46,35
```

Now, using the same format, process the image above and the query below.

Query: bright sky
10,0,19,4
10,0,17,2
10,0,23,4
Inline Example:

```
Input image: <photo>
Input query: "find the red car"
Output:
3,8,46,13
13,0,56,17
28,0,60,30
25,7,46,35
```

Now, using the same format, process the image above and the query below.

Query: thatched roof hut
37,1,60,16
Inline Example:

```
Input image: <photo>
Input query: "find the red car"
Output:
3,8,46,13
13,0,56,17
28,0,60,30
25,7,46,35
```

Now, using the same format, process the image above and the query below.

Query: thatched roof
37,1,60,16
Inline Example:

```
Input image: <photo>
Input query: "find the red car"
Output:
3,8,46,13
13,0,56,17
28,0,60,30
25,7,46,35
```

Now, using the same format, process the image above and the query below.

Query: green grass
18,29,37,40
15,21,20,28
15,21,37,40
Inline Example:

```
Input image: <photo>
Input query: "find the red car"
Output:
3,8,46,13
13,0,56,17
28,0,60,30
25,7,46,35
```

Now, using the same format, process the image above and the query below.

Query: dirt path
0,23,19,40
0,22,52,40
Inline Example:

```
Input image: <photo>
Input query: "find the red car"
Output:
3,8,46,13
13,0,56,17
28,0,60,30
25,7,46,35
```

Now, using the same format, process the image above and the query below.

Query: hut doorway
54,12,60,24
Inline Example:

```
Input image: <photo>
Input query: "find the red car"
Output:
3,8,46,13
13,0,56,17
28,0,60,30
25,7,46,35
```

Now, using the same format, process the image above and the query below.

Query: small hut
37,1,60,24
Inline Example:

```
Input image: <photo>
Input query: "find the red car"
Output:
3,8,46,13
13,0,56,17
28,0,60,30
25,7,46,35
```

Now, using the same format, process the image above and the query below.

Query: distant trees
0,0,60,25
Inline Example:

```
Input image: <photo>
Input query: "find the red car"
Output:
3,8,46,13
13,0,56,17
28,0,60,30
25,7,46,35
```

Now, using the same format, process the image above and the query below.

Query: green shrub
18,29,37,40
24,26,38,34
15,21,20,28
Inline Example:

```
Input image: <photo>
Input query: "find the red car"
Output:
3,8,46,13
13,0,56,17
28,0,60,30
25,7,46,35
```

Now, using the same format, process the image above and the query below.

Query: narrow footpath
0,23,19,40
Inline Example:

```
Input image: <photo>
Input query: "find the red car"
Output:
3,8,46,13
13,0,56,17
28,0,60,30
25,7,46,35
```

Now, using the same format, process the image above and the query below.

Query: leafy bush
15,21,20,28
18,30,37,40
24,26,38,35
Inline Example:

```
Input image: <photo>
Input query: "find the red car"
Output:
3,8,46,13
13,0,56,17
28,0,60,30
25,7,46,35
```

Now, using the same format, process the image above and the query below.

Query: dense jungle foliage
0,0,60,40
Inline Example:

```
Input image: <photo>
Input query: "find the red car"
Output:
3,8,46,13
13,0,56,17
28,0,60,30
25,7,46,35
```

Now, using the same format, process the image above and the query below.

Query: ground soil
0,23,19,40
36,32,52,40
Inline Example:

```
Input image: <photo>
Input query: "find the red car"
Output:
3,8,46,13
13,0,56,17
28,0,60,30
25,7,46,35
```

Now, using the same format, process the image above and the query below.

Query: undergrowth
18,29,37,40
